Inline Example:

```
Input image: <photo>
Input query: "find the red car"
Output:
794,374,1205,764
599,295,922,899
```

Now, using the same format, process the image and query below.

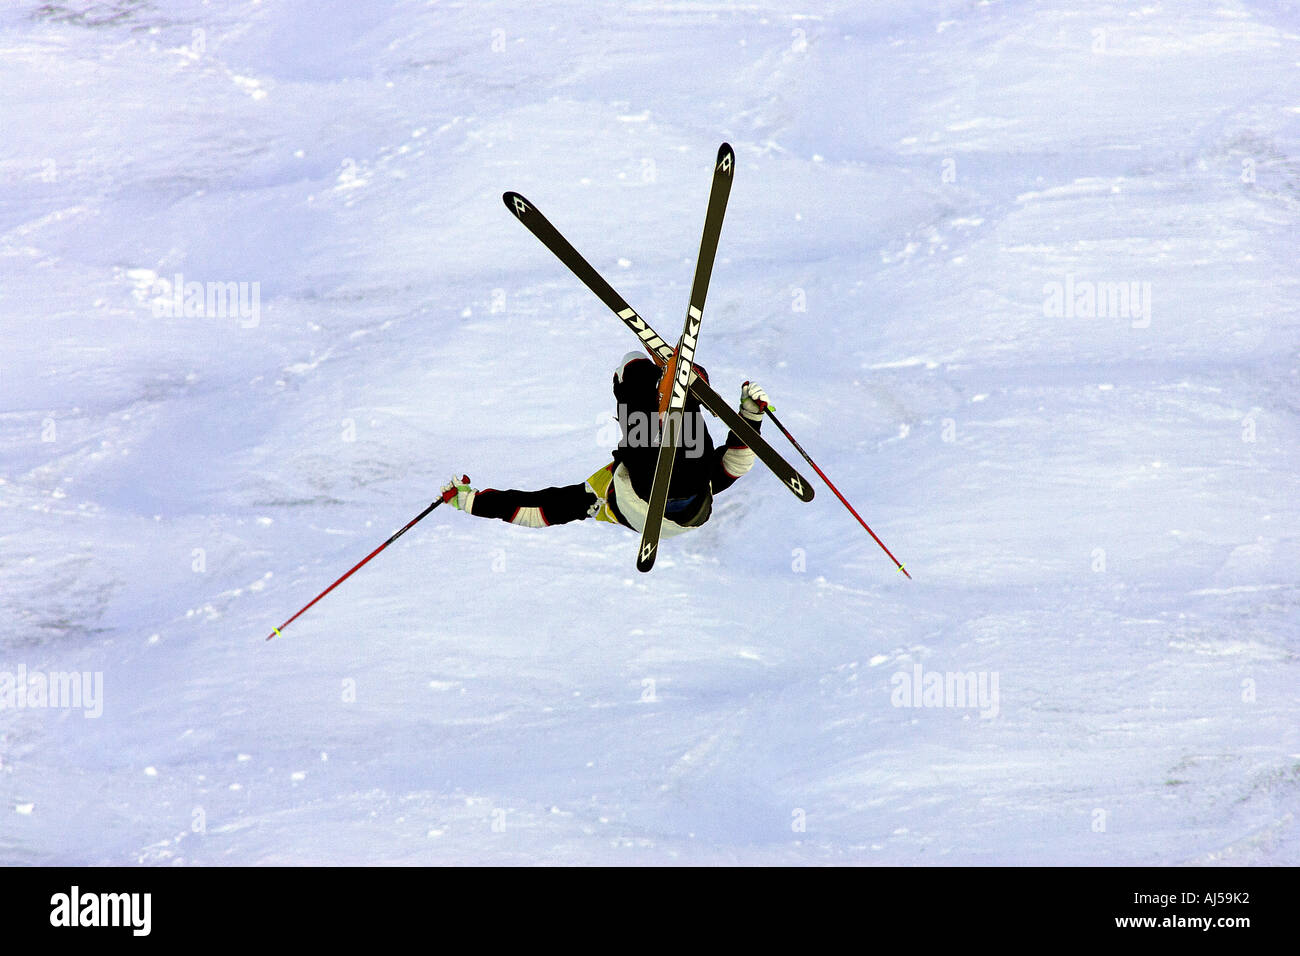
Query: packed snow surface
1,0,1297,864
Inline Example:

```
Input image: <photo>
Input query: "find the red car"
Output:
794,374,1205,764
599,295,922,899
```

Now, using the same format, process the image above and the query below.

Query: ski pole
266,476,469,640
750,390,911,579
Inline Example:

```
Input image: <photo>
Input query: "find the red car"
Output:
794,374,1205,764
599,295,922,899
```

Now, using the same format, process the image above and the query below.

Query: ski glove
740,381,769,421
441,476,476,513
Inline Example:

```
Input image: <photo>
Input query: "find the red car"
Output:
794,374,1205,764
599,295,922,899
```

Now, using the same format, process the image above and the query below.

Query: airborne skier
441,354,770,538
500,144,819,569
265,144,905,640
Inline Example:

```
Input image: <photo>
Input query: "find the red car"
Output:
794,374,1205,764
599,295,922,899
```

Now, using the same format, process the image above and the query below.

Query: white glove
740,381,769,421
440,476,476,512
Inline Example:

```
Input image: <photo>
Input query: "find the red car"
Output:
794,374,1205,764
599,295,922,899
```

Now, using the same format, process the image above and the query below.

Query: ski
502,181,814,505
636,143,735,571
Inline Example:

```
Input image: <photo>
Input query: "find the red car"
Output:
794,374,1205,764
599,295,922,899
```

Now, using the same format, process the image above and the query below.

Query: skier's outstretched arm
711,381,768,493
441,478,599,528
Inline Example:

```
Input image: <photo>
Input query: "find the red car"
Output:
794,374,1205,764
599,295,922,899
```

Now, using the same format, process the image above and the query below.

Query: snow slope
1,0,1297,864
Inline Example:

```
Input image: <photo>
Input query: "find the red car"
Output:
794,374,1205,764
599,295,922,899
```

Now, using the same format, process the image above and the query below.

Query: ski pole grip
742,381,773,413
441,475,472,503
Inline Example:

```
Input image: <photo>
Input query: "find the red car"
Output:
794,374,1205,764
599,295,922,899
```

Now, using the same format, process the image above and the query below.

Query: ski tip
787,474,815,502
716,143,735,176
502,192,530,218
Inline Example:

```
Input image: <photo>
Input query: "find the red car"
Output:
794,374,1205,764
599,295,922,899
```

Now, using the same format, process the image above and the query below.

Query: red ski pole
751,390,911,579
266,476,469,640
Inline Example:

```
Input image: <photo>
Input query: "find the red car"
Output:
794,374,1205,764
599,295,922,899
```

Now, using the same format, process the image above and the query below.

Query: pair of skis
504,143,813,571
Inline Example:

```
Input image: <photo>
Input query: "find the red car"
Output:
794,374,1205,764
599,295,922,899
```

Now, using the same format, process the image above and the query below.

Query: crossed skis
504,144,817,571
265,144,909,639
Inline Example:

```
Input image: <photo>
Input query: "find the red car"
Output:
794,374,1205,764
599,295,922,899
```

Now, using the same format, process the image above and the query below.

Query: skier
441,352,769,537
